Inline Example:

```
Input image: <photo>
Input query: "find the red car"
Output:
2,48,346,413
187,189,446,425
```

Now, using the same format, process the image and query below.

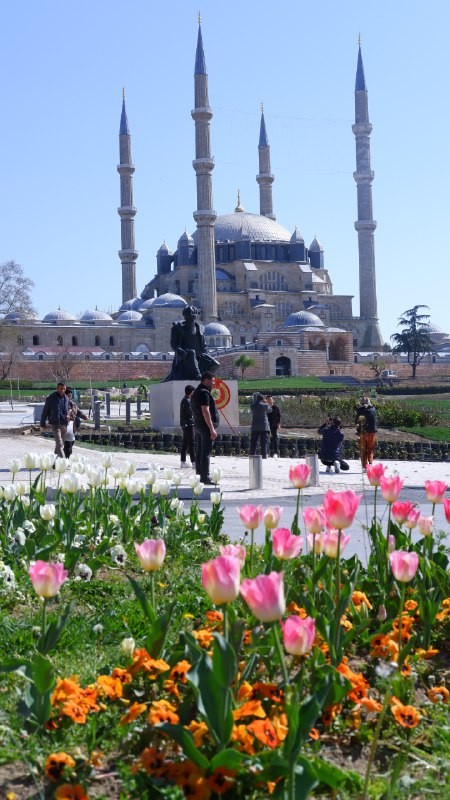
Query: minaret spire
192,18,217,322
117,91,138,303
352,42,382,348
256,104,275,220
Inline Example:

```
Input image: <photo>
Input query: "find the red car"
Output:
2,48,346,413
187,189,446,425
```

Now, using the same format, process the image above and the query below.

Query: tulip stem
361,682,393,800
223,604,229,643
272,623,289,687
333,530,342,661
249,529,254,576
151,574,155,610
397,583,406,670
42,598,47,642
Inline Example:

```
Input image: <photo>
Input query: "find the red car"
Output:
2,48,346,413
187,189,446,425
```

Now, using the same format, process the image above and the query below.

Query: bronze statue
164,305,220,381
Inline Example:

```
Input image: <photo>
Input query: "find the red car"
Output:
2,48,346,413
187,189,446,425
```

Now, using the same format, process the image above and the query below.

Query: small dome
424,322,446,335
284,310,325,328
204,322,231,336
117,310,143,322
119,297,144,312
290,227,304,243
139,298,156,310
157,241,172,254
79,309,113,322
309,237,323,252
43,309,77,322
178,230,194,244
152,292,187,308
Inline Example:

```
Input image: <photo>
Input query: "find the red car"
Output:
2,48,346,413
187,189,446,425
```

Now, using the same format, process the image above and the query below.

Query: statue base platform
149,380,239,431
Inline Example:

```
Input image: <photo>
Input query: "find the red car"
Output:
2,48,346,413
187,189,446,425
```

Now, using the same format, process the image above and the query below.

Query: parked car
381,369,398,379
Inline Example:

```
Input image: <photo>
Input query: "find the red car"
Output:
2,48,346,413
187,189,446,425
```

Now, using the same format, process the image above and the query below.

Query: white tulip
124,460,137,476
211,467,222,485
171,473,182,487
71,462,85,475
210,491,222,505
23,520,36,533
101,453,114,469
9,459,21,475
170,497,180,510
193,482,204,496
159,479,171,497
15,482,27,496
86,467,104,488
54,457,69,474
152,481,161,495
176,500,185,515
23,452,39,470
143,470,158,486
162,468,173,481
40,504,56,521
121,637,136,657
39,453,55,471
109,514,120,525
3,485,17,501
21,496,30,508
125,478,141,496
61,473,81,494
13,529,26,546
198,513,206,524
188,474,201,488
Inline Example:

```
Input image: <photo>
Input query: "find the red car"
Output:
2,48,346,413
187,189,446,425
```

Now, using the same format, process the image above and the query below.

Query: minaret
117,90,138,304
256,104,275,220
191,16,217,322
352,39,382,348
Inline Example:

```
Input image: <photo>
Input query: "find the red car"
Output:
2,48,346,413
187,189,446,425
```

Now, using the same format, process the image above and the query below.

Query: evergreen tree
390,305,434,378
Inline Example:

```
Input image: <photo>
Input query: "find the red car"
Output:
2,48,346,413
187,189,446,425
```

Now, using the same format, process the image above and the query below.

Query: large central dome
194,212,291,245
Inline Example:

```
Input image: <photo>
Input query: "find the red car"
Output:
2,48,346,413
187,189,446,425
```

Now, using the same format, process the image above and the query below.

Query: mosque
4,22,393,380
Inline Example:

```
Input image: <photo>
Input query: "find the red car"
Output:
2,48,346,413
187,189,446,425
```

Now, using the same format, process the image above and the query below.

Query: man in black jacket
266,395,281,458
40,382,69,458
179,385,196,468
190,372,219,485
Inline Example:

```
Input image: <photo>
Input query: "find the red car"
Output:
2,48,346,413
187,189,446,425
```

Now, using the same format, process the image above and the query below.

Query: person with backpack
318,416,348,473
355,396,377,469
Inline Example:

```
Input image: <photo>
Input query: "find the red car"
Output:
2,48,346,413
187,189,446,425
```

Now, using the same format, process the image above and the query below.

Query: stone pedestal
149,380,239,431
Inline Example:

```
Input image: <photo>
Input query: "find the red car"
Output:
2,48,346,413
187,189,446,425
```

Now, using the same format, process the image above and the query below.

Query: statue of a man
164,305,220,381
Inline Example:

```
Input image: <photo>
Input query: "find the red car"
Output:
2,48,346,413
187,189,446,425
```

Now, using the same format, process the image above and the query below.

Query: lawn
0,455,450,798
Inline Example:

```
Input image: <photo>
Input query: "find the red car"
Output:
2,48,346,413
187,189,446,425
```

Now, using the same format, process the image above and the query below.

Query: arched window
17,336,24,346
174,280,180,294
229,246,235,261
260,271,287,291
109,336,115,346
72,336,78,346
56,335,63,346
32,335,40,346
95,335,101,347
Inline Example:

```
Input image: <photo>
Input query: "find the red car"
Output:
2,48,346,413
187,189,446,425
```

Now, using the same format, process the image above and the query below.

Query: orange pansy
192,629,214,648
391,699,421,728
119,701,147,725
96,675,123,700
206,767,236,795
44,752,75,782
233,699,266,720
148,699,179,726
54,786,88,800
247,718,279,748
428,686,449,704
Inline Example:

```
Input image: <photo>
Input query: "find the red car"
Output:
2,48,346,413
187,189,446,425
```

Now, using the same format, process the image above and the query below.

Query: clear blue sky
2,0,449,343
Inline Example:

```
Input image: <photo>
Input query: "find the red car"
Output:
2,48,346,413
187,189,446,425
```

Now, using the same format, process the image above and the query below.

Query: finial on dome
261,101,264,113
235,190,244,212
198,10,201,23
122,86,125,100
358,32,361,47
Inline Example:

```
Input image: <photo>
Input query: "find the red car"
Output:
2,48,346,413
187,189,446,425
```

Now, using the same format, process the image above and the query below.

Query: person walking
40,381,70,458
355,396,377,469
249,392,272,459
63,387,88,459
265,394,281,458
190,371,219,485
318,416,345,473
179,384,196,469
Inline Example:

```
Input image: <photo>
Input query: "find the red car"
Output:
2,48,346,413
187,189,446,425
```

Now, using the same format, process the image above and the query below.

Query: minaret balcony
117,206,137,217
191,107,213,121
353,171,374,183
354,220,377,232
352,122,373,136
119,249,139,261
193,210,217,225
192,158,215,173
117,164,136,175
256,174,274,184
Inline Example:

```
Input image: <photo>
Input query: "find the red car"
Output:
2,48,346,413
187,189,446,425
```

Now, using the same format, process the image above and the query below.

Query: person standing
40,381,69,458
179,384,196,469
265,394,281,458
318,416,345,473
63,387,88,459
249,392,272,459
355,397,377,469
190,371,219,485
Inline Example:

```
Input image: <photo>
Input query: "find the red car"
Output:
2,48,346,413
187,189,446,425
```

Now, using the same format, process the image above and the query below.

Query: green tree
235,354,255,380
390,305,434,379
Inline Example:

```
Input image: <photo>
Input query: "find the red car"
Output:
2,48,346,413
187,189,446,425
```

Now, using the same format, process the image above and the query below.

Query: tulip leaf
145,603,176,659
158,723,209,769
310,756,362,791
210,749,247,770
18,653,56,730
37,603,73,656
0,657,29,673
127,574,156,623
187,649,234,748
212,633,236,689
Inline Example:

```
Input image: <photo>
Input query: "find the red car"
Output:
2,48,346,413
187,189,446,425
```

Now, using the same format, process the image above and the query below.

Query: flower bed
0,454,450,798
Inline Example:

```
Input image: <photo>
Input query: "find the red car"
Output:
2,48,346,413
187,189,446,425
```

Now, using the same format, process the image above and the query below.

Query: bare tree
51,349,81,383
0,261,35,318
0,326,21,380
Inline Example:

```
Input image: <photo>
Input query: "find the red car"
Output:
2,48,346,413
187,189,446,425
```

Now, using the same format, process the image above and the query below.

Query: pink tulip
240,571,286,622
307,532,324,554
263,506,283,529
388,534,396,553
377,604,387,622
202,556,241,605
237,504,264,530
424,480,447,504
366,463,386,487
134,539,166,571
389,550,419,582
220,543,246,568
303,506,325,534
323,490,361,530
323,530,351,558
380,475,404,503
282,615,316,656
443,498,450,524
289,463,311,489
391,501,416,525
404,507,421,530
418,515,434,537
29,560,68,598
271,528,302,560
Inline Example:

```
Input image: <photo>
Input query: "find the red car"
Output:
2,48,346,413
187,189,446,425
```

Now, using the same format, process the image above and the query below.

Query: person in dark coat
249,392,272,459
318,416,345,473
190,372,219,485
355,397,378,469
179,384,196,468
63,387,88,459
40,382,69,458
266,394,281,458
